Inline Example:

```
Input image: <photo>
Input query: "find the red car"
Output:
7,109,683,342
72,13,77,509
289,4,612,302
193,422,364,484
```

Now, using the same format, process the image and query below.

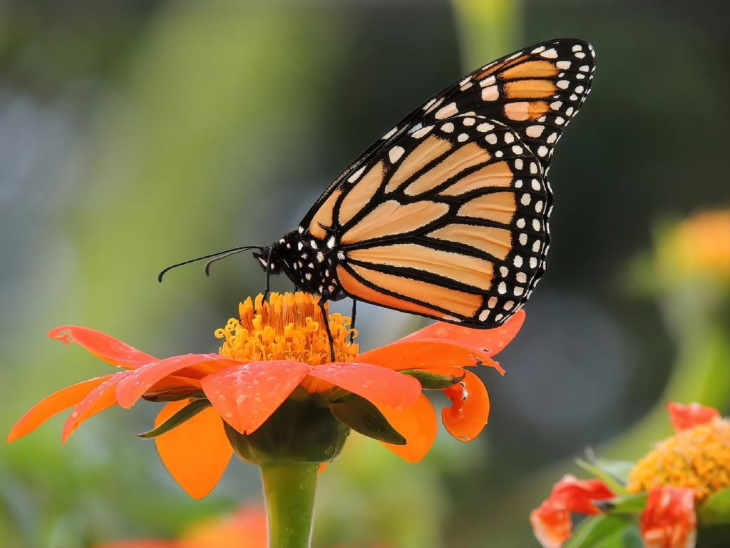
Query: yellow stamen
215,292,358,366
627,418,730,502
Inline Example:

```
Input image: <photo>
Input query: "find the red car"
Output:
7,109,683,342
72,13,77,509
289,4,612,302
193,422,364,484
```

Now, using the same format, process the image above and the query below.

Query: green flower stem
260,462,319,548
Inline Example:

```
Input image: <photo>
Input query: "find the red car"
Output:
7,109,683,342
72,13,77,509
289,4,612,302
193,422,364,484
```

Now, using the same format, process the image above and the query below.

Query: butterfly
161,38,595,329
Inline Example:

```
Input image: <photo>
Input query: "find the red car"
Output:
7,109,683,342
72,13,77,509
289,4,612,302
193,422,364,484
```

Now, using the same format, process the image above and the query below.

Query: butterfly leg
317,297,336,361
349,299,357,344
263,247,274,302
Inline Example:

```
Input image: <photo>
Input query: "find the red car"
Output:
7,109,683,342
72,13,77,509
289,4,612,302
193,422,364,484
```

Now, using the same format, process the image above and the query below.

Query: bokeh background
2,1,729,546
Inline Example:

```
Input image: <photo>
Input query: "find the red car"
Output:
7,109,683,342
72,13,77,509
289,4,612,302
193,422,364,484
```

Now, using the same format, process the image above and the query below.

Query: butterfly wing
291,38,594,327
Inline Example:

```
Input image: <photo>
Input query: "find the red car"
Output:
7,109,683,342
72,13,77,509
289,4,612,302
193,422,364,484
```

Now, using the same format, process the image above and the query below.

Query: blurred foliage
1,0,728,547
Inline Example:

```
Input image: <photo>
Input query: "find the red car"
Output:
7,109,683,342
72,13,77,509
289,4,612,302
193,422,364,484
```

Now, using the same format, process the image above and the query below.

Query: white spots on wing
411,125,434,139
504,132,515,144
575,85,585,94
532,219,541,231
531,179,541,191
540,48,558,59
516,218,526,229
457,133,469,143
547,132,558,144
497,282,507,295
557,80,570,90
520,193,531,206
511,145,523,155
529,162,538,175
531,45,546,54
479,75,496,87
579,64,591,72
556,60,571,70
526,124,544,138
516,272,527,283
485,133,498,145
515,158,523,170
435,102,458,119
550,100,563,110
529,257,538,269
515,179,523,188
513,255,523,268
575,51,587,59
479,309,490,321
537,145,549,157
388,146,405,163
441,122,455,133
477,122,494,133
535,200,544,213
462,117,475,126
347,165,366,183
481,85,499,101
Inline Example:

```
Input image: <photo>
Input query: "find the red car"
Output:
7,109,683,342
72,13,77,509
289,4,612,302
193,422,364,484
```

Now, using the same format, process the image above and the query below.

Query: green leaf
400,369,463,389
566,514,641,548
595,493,648,515
699,488,730,526
328,394,406,445
576,455,634,494
136,399,211,438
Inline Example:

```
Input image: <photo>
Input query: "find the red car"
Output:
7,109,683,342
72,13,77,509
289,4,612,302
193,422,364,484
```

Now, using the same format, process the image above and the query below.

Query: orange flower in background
530,475,615,548
8,292,523,499
96,505,267,548
530,402,730,548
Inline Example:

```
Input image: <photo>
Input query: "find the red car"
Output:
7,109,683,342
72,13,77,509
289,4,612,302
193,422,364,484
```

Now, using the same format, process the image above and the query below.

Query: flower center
215,292,358,365
627,418,730,502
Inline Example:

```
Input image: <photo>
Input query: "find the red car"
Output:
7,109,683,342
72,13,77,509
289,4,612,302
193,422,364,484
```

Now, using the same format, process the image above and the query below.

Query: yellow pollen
215,292,358,365
627,418,730,502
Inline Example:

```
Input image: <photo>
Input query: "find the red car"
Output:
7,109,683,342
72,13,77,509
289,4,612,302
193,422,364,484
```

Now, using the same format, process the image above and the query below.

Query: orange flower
530,475,616,548
640,487,697,548
8,292,523,499
531,402,729,548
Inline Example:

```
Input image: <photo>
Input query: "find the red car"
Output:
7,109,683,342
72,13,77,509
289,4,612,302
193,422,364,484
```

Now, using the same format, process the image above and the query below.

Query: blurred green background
1,1,728,546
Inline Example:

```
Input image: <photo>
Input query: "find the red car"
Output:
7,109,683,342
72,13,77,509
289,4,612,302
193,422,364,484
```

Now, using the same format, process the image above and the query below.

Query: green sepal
595,493,648,515
576,455,634,494
565,514,641,548
136,398,211,438
399,369,463,389
328,394,406,445
699,488,730,526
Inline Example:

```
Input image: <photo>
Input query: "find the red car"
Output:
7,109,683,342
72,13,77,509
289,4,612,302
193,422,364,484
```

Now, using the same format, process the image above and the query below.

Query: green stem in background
260,462,319,548
451,0,522,70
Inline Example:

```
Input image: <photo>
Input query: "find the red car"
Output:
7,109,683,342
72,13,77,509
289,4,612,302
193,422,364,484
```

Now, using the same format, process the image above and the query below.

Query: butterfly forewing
273,38,594,328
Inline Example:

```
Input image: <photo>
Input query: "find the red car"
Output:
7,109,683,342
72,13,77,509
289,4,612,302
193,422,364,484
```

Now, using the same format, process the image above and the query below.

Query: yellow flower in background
628,403,730,503
658,208,730,284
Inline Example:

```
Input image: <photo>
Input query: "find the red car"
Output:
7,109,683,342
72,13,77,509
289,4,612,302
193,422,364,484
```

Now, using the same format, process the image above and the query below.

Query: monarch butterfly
161,38,595,329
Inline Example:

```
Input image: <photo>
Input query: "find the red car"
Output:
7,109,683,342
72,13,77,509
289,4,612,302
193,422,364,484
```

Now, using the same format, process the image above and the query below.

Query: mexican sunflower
8,292,523,500
530,402,730,548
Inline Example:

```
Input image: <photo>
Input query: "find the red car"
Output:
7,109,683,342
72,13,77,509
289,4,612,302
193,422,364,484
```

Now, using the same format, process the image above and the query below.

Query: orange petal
61,371,134,442
308,362,421,409
530,475,615,548
153,401,232,500
530,500,571,548
668,401,720,432
200,361,310,434
7,375,113,442
179,504,268,547
48,326,157,369
640,486,696,548
545,474,615,515
116,354,239,408
378,394,437,463
358,311,525,374
441,369,490,441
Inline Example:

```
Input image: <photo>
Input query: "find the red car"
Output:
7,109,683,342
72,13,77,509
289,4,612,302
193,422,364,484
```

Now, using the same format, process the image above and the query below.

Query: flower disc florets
215,292,358,365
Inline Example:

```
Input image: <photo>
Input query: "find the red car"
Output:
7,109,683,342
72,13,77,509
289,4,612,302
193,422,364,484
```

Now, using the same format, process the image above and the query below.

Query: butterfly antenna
158,246,263,282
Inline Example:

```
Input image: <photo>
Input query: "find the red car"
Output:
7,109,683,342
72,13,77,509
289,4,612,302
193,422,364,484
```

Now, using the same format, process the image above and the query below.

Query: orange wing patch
504,79,556,99
338,161,386,226
340,200,448,245
386,135,453,193
439,161,513,196
339,263,483,319
308,189,342,239
501,60,559,79
405,142,488,197
427,224,512,261
347,243,494,290
457,191,517,225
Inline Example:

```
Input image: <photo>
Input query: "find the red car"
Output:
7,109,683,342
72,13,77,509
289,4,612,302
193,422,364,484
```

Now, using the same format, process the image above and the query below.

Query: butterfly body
254,38,596,328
